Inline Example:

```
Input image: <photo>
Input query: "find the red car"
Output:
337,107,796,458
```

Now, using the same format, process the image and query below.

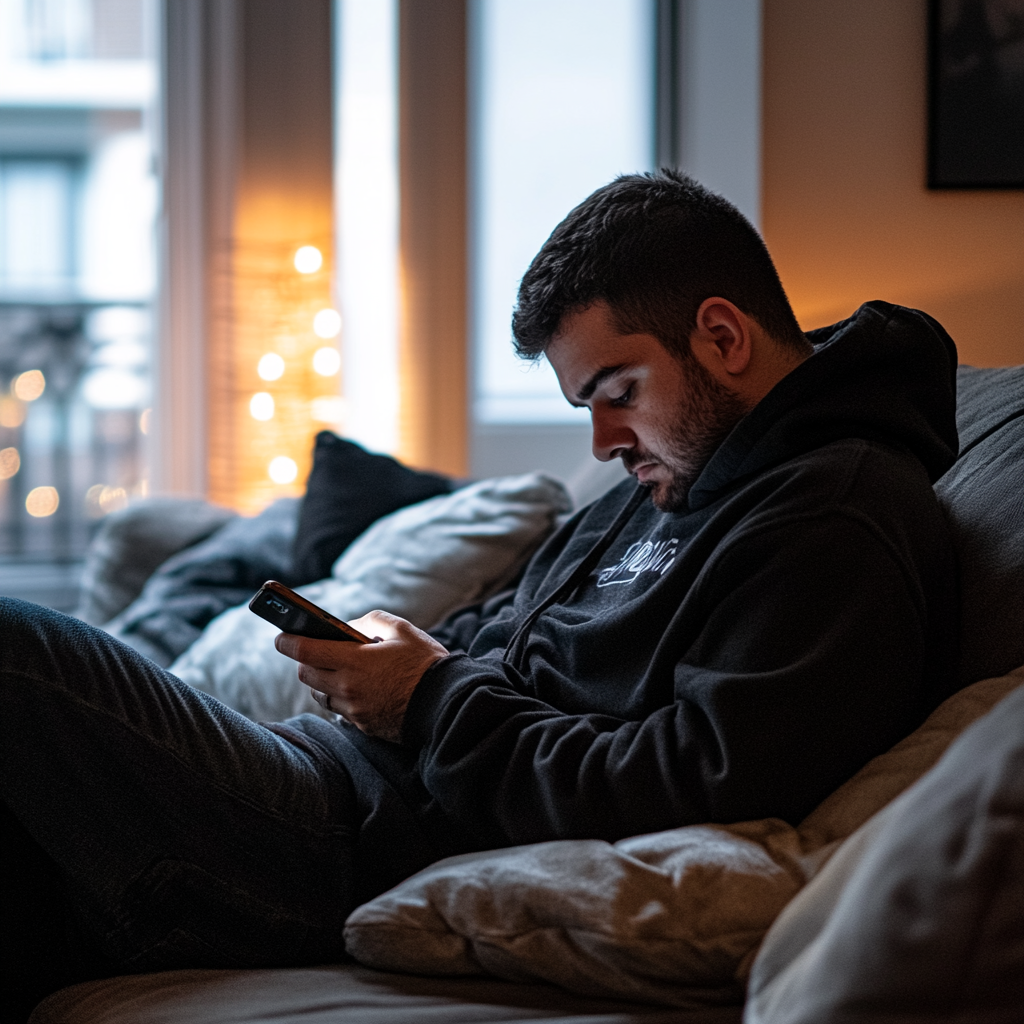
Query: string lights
208,241,345,513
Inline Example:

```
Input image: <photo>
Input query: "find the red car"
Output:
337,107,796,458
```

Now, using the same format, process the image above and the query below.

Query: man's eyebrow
575,364,626,404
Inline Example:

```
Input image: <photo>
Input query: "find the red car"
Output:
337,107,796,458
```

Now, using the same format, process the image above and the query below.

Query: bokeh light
257,353,285,381
268,456,298,484
99,486,128,514
13,370,45,402
0,397,25,428
0,446,20,480
312,347,341,376
26,486,59,517
293,246,323,274
139,408,151,435
85,483,131,517
313,308,342,339
250,392,275,421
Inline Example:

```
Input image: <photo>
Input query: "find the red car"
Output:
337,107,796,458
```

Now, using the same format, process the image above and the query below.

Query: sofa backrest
936,364,1024,687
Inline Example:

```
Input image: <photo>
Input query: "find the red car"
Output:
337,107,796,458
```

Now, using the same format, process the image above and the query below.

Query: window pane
0,160,75,289
473,0,653,424
335,0,400,455
0,0,157,604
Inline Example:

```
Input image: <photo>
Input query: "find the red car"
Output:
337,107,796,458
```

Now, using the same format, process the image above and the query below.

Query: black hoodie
350,302,960,859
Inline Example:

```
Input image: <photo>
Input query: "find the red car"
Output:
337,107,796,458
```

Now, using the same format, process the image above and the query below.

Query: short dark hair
512,170,808,361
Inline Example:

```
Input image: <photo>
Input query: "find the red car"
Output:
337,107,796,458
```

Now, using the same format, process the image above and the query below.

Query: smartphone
249,580,372,643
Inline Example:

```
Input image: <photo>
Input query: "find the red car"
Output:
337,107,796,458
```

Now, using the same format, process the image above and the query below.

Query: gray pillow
937,365,1024,686
105,498,299,666
171,475,571,723
75,498,237,626
745,679,1024,1024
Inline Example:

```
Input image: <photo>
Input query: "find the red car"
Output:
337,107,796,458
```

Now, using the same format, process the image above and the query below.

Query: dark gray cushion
937,365,1024,686
75,499,238,626
105,499,300,667
745,678,1024,1023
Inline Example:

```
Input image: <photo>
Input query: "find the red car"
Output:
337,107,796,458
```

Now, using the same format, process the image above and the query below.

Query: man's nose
590,411,635,463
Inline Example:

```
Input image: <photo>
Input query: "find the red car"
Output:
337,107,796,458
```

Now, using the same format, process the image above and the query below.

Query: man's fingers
274,632,367,667
296,662,343,692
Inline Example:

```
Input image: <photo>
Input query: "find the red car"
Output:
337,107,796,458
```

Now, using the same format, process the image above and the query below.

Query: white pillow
171,474,571,722
343,667,1024,1007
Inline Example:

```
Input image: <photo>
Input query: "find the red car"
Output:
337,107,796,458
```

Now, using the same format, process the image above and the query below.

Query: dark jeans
0,599,442,1022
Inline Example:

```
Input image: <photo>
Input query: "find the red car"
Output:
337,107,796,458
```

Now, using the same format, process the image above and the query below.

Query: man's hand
274,611,448,742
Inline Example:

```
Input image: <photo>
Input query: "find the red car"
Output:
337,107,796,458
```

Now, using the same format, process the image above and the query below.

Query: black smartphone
249,580,372,643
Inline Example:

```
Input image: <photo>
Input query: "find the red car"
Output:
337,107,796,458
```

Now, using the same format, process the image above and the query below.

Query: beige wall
763,0,1024,367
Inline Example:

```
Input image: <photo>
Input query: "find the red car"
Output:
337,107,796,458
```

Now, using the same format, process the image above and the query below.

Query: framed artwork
928,0,1024,188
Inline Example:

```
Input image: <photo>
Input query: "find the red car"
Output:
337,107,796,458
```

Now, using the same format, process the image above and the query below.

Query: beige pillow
343,666,1024,1007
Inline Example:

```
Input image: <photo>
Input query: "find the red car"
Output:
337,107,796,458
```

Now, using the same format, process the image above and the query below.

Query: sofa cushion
744,672,1024,1024
938,364,1024,686
171,475,571,723
292,433,454,585
342,667,1024,1008
103,498,300,667
75,498,237,626
29,965,742,1024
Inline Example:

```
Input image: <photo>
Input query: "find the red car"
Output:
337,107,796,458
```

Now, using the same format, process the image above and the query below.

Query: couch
29,364,1024,1023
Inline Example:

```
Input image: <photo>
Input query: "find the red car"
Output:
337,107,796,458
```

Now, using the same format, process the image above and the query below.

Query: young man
1,171,958,1018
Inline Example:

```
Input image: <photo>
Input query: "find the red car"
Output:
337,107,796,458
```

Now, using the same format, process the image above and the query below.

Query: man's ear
689,297,753,378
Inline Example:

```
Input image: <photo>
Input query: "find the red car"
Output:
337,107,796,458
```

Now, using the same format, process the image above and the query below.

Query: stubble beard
623,358,748,514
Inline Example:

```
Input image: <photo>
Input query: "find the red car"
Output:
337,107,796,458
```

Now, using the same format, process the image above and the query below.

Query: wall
763,0,1024,367
398,0,469,478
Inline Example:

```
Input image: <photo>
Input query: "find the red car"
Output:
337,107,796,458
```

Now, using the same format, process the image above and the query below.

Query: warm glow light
257,353,285,381
313,308,342,339
139,408,151,435
13,370,45,402
0,446,20,479
294,246,323,274
312,347,341,376
311,396,345,423
26,486,59,517
250,392,275,421
0,397,25,428
268,456,298,484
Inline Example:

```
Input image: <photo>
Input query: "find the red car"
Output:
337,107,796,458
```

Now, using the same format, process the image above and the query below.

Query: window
334,0,400,456
0,158,78,291
472,0,654,424
0,0,156,599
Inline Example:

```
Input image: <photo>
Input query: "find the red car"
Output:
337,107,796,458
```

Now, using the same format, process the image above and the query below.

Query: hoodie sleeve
401,509,934,848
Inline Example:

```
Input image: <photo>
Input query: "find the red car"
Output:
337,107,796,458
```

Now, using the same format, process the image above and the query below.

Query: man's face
547,301,748,512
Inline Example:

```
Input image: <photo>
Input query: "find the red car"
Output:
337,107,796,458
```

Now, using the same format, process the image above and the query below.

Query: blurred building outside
0,0,157,608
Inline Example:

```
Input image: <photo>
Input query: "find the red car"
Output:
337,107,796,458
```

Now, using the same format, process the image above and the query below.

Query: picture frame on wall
928,0,1024,188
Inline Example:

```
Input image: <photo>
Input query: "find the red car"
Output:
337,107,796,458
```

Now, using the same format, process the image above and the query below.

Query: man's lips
629,462,661,483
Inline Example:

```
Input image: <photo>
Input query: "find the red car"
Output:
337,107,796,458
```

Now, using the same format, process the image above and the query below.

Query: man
1,171,958,1019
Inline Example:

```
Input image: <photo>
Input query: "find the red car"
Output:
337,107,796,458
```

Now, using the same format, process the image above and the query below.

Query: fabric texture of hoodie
336,301,960,868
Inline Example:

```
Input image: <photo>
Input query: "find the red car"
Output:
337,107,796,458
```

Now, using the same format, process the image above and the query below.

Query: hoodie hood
688,301,959,511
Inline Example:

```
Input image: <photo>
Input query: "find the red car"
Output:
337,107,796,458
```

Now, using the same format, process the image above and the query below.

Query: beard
623,358,748,513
